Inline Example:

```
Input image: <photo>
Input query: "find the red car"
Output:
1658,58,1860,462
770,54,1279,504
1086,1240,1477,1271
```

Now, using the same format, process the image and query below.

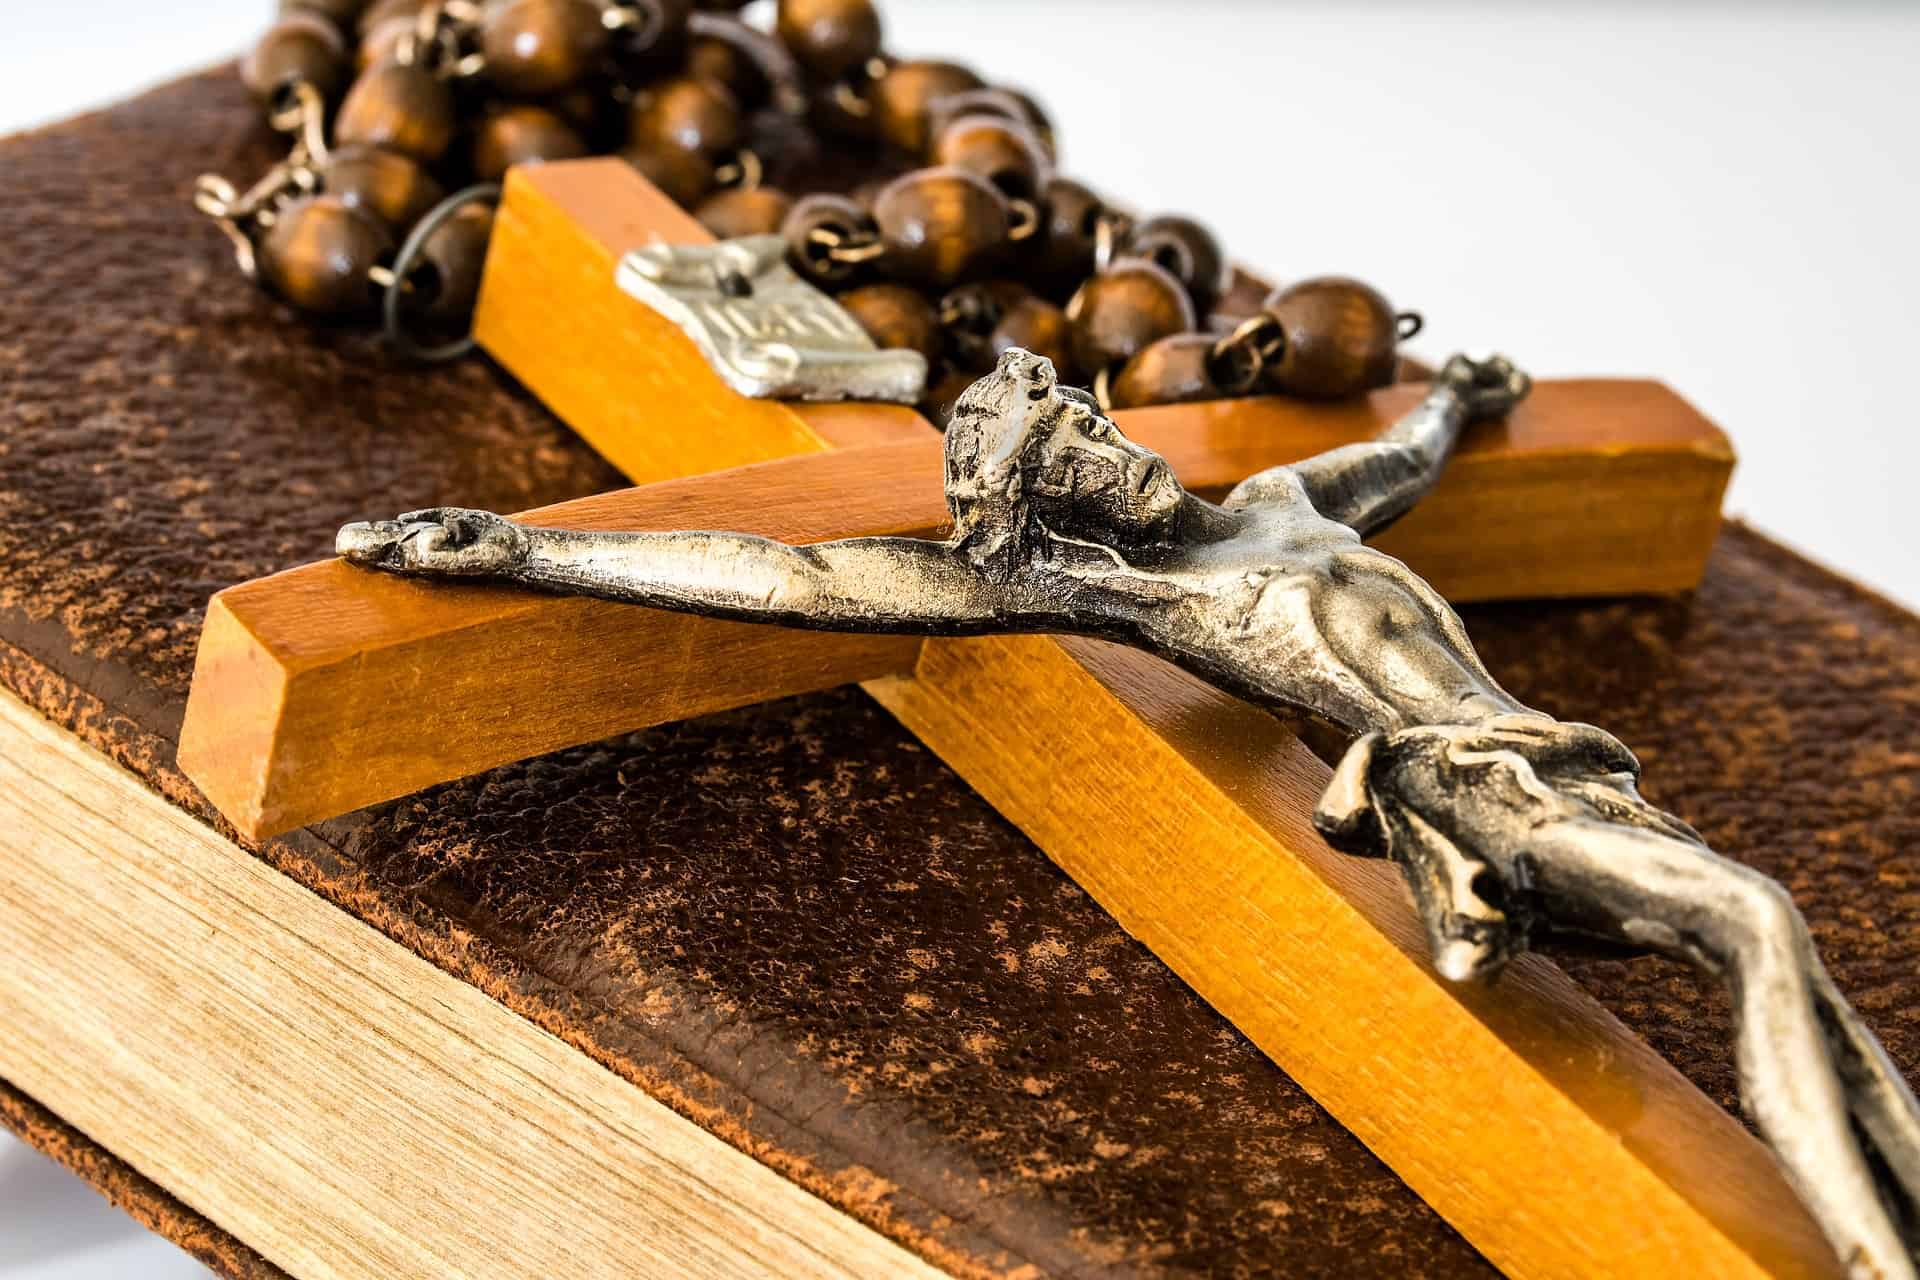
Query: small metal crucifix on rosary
178,160,1909,1278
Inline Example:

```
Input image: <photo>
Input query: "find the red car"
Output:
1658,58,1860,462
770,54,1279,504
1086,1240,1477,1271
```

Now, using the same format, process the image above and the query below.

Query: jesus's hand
1437,353,1531,423
337,508,532,577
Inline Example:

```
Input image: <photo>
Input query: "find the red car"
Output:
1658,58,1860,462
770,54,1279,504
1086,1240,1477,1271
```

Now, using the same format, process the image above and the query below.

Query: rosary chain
203,0,1421,402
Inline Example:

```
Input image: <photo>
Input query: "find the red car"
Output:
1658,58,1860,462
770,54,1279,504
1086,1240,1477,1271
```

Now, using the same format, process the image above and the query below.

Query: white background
3,2,1918,1276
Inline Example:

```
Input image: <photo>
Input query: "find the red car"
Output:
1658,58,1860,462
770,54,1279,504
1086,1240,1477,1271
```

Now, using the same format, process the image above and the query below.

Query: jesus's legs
1525,819,1918,1279
1809,961,1920,1227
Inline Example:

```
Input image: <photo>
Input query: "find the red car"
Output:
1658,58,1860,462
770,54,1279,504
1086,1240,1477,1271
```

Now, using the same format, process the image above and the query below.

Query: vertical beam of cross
181,159,1833,1277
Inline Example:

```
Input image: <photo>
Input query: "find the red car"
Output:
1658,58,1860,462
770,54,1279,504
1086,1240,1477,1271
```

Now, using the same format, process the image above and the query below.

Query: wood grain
178,450,940,840
0,687,944,1280
1133,379,1735,599
869,639,1839,1280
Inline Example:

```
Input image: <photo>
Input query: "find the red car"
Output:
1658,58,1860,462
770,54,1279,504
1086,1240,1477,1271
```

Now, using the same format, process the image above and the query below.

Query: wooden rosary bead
357,16,414,71
687,33,771,113
1107,334,1228,410
775,0,882,85
990,296,1076,380
321,143,444,232
781,192,874,286
242,13,350,105
410,202,495,322
480,0,609,97
606,0,692,83
1030,177,1102,290
257,194,393,316
620,143,714,208
929,86,1052,144
334,61,457,164
871,60,983,156
837,283,940,364
221,0,1294,399
1065,256,1196,377
546,83,605,134
627,75,742,160
694,186,794,239
472,105,589,181
1259,275,1401,400
741,110,822,191
1000,89,1052,150
1129,214,1227,316
931,114,1049,203
872,167,1009,289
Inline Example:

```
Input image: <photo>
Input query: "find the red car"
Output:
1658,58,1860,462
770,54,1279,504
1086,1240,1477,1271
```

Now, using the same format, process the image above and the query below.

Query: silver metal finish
615,235,928,403
340,351,1920,1276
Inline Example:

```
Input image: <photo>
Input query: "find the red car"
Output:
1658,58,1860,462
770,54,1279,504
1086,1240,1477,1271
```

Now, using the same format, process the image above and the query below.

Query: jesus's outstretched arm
1226,353,1530,536
337,507,1028,633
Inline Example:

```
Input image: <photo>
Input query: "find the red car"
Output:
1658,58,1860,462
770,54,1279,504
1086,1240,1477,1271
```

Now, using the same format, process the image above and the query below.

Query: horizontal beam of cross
179,377,1729,842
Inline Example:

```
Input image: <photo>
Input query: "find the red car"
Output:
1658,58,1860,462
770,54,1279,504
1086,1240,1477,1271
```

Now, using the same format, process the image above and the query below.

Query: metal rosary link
396,0,486,78
807,225,887,266
1091,365,1114,411
362,1,503,358
1209,313,1287,394
712,149,764,192
826,56,893,122
1091,210,1134,273
600,0,663,42
1006,199,1040,243
192,81,328,279
265,80,332,168
379,184,503,363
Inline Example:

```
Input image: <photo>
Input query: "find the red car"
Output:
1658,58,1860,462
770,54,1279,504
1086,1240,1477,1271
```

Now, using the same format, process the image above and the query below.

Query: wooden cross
176,159,1836,1278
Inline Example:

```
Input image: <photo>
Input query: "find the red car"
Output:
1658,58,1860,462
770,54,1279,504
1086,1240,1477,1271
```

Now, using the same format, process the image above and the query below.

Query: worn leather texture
2,69,1917,1279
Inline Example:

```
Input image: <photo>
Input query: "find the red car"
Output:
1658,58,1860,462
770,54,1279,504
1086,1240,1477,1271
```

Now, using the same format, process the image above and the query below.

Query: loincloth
1313,714,1702,982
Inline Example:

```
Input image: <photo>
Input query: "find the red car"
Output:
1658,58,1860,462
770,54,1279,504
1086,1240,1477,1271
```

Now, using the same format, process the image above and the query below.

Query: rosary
201,0,1422,419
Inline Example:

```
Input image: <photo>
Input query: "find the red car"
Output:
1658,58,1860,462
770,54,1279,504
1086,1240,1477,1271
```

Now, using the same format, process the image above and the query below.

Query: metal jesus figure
341,349,1920,1276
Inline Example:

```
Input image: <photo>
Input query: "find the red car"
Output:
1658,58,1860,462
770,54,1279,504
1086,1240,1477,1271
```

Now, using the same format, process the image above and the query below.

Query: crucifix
176,157,1891,1279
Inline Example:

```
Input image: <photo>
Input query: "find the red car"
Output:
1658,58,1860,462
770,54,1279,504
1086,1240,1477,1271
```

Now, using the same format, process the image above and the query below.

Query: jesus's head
942,349,1187,571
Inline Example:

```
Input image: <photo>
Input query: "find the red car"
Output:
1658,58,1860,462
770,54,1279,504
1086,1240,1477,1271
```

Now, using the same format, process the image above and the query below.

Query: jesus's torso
1078,471,1531,736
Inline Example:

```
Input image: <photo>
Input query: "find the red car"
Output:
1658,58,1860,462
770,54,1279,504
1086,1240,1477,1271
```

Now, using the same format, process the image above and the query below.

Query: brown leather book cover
3,69,1917,1278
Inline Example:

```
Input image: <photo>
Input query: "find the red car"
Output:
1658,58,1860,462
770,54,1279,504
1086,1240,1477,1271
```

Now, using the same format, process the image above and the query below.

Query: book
2,67,1915,1278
